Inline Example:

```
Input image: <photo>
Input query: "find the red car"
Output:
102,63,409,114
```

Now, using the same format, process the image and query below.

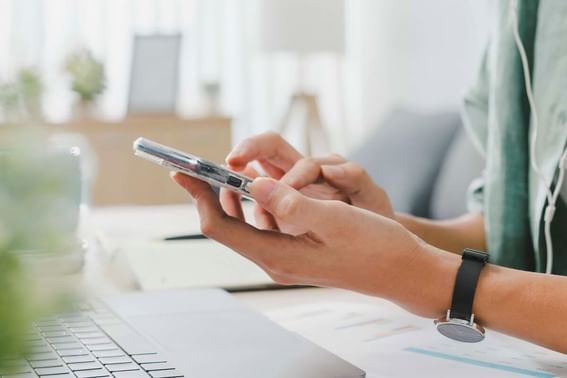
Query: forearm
395,212,486,254
396,242,567,354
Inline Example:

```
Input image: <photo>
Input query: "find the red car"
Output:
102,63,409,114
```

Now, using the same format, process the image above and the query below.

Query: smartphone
133,137,254,199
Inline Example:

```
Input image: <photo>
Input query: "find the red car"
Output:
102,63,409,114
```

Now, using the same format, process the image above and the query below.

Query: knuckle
199,217,217,238
329,153,346,162
346,162,367,180
274,195,301,220
298,157,317,169
264,131,284,144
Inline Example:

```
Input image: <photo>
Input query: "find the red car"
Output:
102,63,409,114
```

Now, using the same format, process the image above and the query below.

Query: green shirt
462,0,567,274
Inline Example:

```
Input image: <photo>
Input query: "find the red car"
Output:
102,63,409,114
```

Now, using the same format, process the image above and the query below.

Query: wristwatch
435,248,488,343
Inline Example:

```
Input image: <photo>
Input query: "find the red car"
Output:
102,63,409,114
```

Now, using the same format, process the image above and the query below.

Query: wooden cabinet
51,115,232,205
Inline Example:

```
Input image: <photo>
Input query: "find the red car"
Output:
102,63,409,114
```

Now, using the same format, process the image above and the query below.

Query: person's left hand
172,172,438,317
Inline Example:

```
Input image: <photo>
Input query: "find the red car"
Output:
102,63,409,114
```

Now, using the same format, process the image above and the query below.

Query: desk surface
83,205,567,378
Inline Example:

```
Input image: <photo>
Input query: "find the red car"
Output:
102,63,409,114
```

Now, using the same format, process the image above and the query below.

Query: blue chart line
404,347,554,378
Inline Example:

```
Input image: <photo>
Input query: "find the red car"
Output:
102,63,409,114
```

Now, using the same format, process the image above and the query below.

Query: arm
396,212,486,254
173,173,567,354
415,243,567,354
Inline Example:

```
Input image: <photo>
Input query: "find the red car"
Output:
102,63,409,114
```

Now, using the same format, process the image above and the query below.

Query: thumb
250,178,331,234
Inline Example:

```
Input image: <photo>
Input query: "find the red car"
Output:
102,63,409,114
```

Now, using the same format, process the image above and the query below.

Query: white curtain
0,0,354,152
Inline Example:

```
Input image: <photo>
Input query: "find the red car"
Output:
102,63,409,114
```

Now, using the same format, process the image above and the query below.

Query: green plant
64,48,106,103
0,68,44,123
17,68,43,119
0,82,21,120
0,131,77,366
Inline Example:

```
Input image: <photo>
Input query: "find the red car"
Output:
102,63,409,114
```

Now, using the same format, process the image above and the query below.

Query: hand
223,132,347,234
282,157,395,219
173,172,436,316
225,132,395,228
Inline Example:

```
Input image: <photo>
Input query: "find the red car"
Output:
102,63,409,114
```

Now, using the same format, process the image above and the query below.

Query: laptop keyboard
0,302,184,378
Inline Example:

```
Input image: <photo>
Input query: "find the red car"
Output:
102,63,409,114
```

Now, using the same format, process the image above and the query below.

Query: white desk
83,205,567,378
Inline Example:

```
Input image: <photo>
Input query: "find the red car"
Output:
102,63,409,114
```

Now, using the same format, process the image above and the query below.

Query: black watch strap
449,249,488,321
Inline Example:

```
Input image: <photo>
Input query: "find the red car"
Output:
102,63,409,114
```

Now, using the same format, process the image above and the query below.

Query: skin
172,132,567,354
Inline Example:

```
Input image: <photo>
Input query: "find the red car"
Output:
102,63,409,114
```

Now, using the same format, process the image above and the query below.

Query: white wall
345,0,492,149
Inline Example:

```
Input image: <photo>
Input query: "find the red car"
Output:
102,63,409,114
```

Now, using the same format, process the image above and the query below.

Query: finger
250,177,336,236
219,188,245,221
281,155,347,189
258,159,286,179
240,165,261,179
321,163,390,213
253,204,279,230
226,132,302,172
172,172,306,266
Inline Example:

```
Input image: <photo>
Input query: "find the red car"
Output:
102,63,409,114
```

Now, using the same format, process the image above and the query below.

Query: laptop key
29,360,63,369
27,353,58,362
97,324,156,356
34,366,70,376
130,356,165,365
91,350,124,359
29,346,53,355
73,369,110,378
74,332,105,340
1,373,38,378
105,363,139,373
51,343,82,351
0,363,32,374
61,355,95,364
67,362,103,372
68,327,99,334
41,331,68,338
140,363,175,372
46,337,75,344
56,349,88,357
97,356,132,365
81,338,112,346
86,345,118,352
112,372,150,378
148,370,183,378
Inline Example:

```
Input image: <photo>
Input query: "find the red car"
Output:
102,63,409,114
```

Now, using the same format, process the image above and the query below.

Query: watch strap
450,249,488,321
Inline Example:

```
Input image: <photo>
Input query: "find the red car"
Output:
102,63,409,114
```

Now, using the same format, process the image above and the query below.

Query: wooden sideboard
49,115,232,206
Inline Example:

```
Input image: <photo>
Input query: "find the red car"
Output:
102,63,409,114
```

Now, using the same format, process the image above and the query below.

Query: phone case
133,137,254,199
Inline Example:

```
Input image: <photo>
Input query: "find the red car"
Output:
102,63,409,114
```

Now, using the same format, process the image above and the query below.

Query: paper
87,204,273,290
267,302,567,378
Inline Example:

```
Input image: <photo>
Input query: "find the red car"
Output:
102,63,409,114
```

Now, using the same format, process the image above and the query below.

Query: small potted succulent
64,48,106,119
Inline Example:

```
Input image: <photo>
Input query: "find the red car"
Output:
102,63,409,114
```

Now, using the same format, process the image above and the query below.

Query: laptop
10,289,365,378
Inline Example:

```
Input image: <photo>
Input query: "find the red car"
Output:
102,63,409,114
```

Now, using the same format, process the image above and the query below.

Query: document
267,302,567,378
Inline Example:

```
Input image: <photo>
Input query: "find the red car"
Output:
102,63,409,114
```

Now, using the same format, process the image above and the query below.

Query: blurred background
0,0,491,145
0,0,491,292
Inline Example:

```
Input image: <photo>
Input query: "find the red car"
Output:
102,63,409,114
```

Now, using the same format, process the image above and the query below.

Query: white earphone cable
510,0,567,274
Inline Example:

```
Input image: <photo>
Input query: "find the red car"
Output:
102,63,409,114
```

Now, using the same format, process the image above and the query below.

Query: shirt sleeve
461,43,491,158
462,43,491,213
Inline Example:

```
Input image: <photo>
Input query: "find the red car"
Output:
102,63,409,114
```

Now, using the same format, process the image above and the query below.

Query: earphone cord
510,0,567,274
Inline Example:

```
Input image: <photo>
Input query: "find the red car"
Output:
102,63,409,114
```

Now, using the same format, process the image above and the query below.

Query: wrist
390,242,460,319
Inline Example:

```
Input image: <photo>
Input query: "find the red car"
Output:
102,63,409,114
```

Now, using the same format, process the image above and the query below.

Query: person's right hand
280,156,395,220
223,132,395,231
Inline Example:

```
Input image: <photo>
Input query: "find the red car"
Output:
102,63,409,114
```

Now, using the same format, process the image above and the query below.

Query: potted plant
0,68,43,124
64,48,106,119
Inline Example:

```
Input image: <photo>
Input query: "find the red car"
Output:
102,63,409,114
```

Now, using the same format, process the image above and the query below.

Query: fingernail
321,165,343,177
226,147,244,162
250,178,277,203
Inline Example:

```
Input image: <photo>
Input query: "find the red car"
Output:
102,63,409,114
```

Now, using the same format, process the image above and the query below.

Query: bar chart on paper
267,302,567,378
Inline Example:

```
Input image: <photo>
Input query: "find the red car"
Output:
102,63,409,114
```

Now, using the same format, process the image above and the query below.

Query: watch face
436,321,485,343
